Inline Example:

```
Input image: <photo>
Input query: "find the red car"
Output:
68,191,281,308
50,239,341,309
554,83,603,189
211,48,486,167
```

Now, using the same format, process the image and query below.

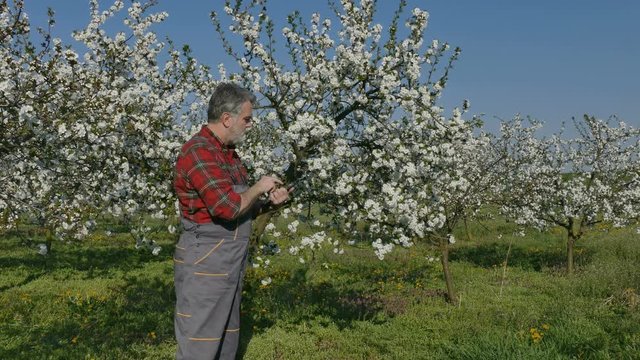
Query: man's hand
238,176,282,217
256,176,283,194
269,186,293,205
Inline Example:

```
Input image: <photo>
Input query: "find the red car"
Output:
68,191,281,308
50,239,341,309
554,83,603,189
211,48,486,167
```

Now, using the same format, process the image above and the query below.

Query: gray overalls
174,185,252,360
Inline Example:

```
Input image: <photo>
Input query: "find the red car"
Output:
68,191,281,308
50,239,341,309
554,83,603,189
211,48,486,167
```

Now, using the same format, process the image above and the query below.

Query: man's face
227,101,253,145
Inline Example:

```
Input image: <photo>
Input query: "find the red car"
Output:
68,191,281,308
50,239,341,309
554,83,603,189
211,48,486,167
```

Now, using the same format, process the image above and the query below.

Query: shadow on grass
0,277,175,359
1,237,444,359
237,264,446,358
238,268,378,358
2,261,433,359
0,242,171,290
0,271,48,292
0,273,176,360
449,242,593,271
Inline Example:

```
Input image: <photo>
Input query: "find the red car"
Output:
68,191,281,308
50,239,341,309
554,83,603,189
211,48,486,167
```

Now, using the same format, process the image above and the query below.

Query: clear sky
24,1,640,134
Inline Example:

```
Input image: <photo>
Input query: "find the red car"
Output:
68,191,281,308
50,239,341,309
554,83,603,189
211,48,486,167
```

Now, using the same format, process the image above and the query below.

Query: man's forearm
234,175,284,219
238,184,266,217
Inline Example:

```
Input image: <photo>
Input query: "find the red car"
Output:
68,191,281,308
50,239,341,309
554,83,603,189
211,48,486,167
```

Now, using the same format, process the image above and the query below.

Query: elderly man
173,83,290,359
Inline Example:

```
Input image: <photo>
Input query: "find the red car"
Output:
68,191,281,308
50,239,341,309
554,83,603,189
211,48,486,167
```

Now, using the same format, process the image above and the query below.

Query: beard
228,128,246,145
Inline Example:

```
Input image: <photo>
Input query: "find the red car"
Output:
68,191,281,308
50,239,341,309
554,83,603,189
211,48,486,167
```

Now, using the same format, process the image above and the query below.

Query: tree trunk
567,231,576,274
250,211,274,251
463,215,473,242
440,239,458,305
45,227,53,254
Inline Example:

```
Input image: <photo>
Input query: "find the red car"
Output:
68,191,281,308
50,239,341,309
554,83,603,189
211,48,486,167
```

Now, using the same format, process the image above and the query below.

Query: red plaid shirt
174,126,248,223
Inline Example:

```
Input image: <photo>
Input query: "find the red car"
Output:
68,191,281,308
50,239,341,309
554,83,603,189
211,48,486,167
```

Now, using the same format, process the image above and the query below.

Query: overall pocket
191,239,231,278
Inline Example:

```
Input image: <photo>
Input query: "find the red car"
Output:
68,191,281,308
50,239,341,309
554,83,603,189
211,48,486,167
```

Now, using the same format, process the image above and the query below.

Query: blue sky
25,1,640,134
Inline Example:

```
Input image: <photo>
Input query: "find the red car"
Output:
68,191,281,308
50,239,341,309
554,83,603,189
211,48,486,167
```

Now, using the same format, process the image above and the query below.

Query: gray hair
207,83,256,123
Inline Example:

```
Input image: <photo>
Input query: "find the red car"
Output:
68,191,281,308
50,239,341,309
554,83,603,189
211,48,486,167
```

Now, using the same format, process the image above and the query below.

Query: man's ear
220,112,233,128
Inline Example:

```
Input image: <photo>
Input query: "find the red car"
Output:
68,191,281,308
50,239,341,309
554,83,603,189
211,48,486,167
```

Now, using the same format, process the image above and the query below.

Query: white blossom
37,244,48,256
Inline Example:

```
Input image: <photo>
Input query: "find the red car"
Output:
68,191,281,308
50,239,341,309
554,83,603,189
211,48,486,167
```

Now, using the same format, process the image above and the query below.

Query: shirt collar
201,125,236,151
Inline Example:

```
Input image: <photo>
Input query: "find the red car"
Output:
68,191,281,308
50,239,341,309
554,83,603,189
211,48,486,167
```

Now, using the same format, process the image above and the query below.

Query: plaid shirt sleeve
179,143,242,221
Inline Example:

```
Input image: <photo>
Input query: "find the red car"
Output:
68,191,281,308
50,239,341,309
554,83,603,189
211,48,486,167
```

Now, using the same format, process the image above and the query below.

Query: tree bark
250,211,274,251
440,239,458,305
567,231,576,274
463,215,473,242
44,225,53,254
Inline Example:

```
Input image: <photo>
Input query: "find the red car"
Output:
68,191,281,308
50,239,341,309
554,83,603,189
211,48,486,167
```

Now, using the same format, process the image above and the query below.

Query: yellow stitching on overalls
225,328,240,332
193,240,224,265
176,312,191,318
193,272,229,277
173,258,185,264
176,245,186,250
188,337,221,341
233,221,239,241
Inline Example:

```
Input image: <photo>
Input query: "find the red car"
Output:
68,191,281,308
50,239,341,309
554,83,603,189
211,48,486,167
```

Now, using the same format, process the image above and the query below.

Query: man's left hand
269,186,293,205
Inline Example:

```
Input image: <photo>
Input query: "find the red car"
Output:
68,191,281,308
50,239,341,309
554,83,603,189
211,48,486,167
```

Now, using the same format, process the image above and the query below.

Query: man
173,83,290,359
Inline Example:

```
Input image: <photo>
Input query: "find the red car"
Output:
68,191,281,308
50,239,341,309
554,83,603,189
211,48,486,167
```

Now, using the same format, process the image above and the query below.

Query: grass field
1,218,639,359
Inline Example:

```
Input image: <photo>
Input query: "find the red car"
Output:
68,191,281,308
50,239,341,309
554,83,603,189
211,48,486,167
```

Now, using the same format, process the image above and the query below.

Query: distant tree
495,115,640,273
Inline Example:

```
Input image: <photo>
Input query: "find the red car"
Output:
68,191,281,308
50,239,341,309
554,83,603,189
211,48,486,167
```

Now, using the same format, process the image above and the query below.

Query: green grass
1,219,639,359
